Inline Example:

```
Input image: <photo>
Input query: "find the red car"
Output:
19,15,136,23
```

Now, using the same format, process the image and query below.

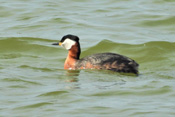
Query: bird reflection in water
64,70,80,83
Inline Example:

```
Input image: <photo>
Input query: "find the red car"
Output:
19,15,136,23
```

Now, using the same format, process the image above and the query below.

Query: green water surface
0,0,175,116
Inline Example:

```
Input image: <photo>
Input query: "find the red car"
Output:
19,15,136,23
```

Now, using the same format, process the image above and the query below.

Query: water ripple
38,91,69,97
15,102,53,110
91,86,172,96
141,16,175,26
2,78,42,86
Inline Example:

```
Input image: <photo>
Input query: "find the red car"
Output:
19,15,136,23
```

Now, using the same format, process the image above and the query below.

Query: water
0,0,175,116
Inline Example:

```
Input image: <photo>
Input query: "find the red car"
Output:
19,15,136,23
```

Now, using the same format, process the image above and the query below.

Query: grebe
52,34,139,74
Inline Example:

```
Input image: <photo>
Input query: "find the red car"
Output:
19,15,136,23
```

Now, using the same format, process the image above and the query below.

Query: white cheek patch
61,38,76,50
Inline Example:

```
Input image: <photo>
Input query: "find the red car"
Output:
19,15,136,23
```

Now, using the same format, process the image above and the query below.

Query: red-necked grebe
52,34,139,74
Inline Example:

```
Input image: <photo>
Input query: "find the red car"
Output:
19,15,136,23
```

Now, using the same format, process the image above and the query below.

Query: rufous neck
67,42,81,60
